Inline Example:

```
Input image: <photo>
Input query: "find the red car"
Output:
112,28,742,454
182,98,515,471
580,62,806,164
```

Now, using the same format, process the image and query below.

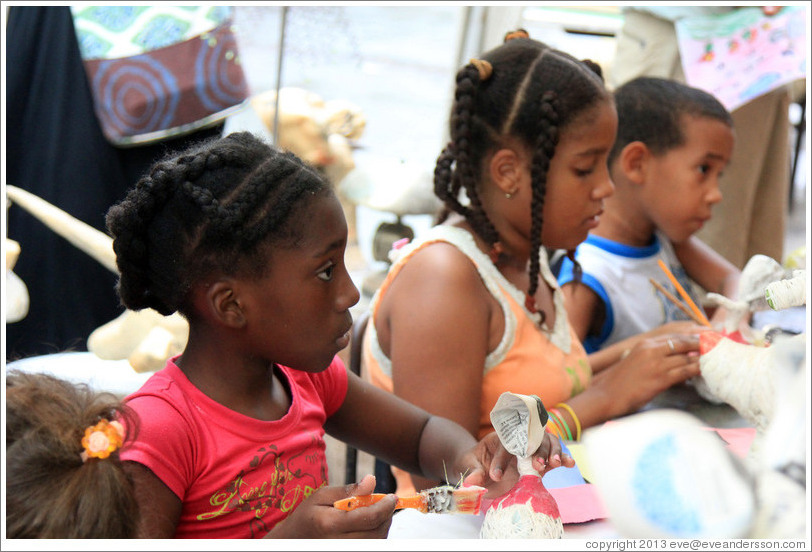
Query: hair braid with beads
435,34,608,321
106,131,331,317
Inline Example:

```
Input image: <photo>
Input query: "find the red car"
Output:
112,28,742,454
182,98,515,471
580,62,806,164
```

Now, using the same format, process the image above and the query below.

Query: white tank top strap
367,226,515,378
367,226,572,379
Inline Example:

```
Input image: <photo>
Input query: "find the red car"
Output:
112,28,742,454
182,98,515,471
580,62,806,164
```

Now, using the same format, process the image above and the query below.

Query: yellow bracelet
555,402,581,441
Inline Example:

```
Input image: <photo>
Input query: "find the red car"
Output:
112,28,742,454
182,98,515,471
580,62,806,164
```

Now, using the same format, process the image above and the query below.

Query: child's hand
460,431,574,497
648,320,712,340
265,474,396,539
597,333,702,417
529,431,576,475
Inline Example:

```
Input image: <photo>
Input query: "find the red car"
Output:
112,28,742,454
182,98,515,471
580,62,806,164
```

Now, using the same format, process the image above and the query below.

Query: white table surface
387,508,620,539
5,351,154,397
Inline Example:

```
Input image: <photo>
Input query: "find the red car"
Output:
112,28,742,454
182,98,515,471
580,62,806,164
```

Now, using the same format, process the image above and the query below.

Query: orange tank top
363,226,591,494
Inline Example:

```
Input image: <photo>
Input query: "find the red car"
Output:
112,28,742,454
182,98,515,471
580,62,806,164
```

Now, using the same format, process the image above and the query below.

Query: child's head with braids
6,370,139,538
106,131,359,372
434,32,616,319
101,132,572,539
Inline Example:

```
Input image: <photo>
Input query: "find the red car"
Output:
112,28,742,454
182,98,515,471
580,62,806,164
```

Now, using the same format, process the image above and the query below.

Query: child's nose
339,267,361,311
593,170,615,200
706,182,723,205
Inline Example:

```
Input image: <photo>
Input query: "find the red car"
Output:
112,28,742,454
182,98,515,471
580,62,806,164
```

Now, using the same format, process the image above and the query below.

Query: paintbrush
333,484,487,514
649,278,708,326
657,259,712,327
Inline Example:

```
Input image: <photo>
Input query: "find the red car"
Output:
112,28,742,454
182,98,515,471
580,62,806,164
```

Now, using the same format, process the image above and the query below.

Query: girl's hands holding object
266,475,396,539
460,430,574,498
593,334,701,418
644,320,711,340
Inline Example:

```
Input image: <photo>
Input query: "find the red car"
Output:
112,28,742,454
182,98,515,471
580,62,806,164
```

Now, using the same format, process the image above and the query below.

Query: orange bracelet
545,418,563,439
547,408,573,441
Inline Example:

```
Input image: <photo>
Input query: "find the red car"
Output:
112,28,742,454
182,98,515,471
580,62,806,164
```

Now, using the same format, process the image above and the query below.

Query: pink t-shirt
120,356,348,539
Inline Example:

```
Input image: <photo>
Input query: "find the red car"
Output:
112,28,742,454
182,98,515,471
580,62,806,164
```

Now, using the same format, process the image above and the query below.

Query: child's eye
698,164,711,175
575,167,594,177
317,264,335,282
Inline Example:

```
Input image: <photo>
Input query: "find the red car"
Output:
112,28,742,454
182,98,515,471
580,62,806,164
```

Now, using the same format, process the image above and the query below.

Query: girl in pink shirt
106,131,572,538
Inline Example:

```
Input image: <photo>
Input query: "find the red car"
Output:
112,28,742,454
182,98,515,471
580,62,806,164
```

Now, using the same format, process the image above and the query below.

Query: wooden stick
649,278,707,326
656,259,712,327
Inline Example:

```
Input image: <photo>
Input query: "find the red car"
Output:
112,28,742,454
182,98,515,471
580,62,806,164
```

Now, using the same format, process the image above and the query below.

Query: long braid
526,91,560,320
434,144,467,220
441,63,500,247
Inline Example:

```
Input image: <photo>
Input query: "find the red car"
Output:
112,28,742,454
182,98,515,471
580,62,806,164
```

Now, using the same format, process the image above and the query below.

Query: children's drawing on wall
676,5,806,111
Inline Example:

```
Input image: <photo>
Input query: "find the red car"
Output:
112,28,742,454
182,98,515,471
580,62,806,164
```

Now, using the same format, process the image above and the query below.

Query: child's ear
207,280,246,328
489,148,524,196
618,141,650,186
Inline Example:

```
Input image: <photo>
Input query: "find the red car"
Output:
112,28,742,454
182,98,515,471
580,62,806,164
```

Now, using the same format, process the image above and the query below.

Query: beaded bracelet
547,408,573,441
554,402,581,441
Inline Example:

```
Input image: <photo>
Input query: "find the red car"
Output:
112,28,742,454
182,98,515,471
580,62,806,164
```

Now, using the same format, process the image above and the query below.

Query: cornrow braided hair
106,131,331,317
434,32,608,323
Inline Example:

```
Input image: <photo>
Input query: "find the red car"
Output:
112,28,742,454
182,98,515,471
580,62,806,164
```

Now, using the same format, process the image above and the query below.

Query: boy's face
642,114,734,244
238,191,360,372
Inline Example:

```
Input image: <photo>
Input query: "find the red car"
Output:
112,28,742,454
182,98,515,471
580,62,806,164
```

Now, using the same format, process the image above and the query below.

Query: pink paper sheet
712,426,757,458
551,484,608,524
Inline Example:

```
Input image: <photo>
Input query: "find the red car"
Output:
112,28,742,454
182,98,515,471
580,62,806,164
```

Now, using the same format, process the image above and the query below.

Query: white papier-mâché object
704,254,788,334
5,238,30,323
6,185,189,372
480,392,564,539
585,340,808,542
583,409,757,539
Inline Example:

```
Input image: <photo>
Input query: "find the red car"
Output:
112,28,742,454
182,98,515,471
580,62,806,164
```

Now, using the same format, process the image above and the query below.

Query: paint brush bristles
656,260,712,327
333,484,487,514
649,278,707,326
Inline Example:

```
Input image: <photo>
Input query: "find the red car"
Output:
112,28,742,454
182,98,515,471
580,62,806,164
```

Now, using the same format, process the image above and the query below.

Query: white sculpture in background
5,237,30,323
5,185,187,374
6,91,367,372
250,87,367,242
250,86,366,186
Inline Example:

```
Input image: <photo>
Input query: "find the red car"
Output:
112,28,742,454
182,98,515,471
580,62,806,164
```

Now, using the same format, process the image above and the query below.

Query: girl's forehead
560,101,617,143
570,99,616,129
284,192,346,249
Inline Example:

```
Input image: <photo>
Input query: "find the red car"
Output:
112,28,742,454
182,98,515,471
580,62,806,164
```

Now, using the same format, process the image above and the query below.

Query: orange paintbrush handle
649,278,707,326
657,259,712,327
333,493,387,511
333,493,426,512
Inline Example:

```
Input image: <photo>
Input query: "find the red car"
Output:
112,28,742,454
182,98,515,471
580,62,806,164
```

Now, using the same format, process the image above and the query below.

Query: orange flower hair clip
81,419,125,462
